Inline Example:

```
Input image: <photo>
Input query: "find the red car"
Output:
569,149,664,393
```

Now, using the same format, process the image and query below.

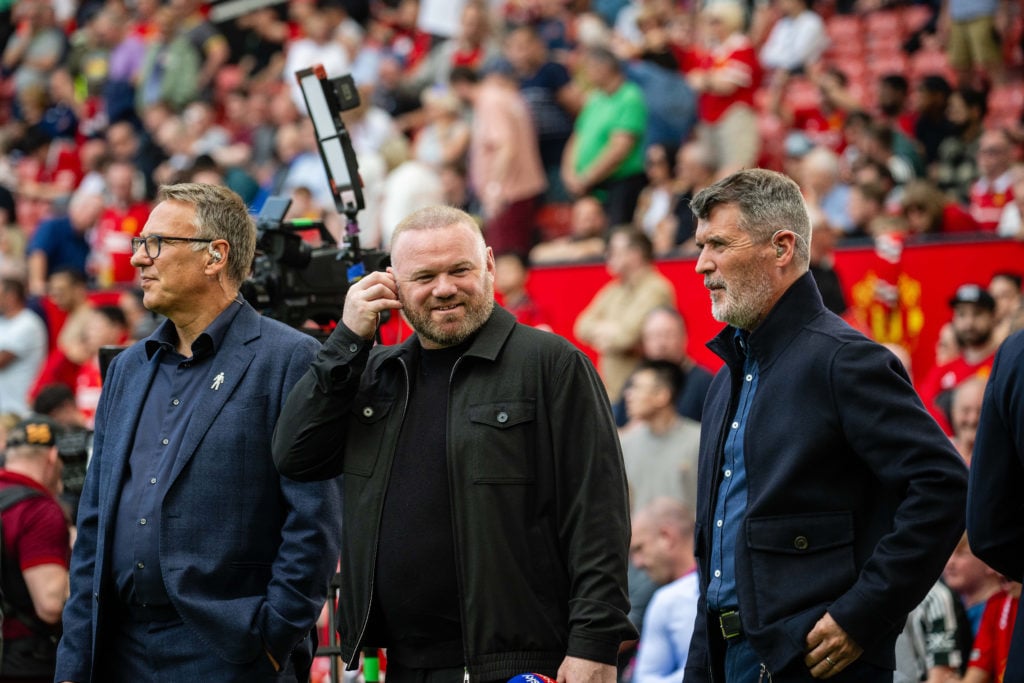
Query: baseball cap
948,283,996,311
5,415,62,449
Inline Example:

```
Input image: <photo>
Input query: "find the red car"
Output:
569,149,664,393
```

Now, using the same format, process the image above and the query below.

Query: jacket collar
708,271,827,371
373,305,518,365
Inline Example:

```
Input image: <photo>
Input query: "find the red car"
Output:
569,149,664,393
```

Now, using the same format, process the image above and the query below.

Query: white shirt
634,572,700,683
0,307,48,416
759,10,829,72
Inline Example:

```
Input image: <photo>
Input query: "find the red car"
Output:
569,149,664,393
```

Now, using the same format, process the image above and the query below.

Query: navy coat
55,303,342,682
685,273,968,681
968,329,1024,683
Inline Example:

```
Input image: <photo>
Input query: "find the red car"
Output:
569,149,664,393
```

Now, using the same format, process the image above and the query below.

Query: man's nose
433,275,458,297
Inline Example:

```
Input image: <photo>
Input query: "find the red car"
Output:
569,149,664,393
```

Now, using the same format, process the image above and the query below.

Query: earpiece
775,244,784,257
208,244,223,262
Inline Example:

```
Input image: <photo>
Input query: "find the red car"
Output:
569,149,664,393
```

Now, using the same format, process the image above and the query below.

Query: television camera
239,66,389,334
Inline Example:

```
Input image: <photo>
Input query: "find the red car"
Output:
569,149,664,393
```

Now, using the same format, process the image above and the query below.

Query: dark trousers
595,174,647,227
95,608,302,683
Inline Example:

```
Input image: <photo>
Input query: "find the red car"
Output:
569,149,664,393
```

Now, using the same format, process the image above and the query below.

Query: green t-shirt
573,80,648,182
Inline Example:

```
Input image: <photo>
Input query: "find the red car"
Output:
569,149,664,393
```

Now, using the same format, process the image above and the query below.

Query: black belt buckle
718,610,742,640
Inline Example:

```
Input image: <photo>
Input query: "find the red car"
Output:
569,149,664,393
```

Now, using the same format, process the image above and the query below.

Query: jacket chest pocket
466,400,537,484
344,395,395,478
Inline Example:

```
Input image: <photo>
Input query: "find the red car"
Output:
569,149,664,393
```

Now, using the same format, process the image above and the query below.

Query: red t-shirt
90,202,151,287
969,590,1019,681
917,352,995,434
970,172,1015,232
696,34,760,123
0,471,69,641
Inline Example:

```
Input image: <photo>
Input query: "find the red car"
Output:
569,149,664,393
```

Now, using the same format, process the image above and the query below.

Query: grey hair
690,168,812,270
157,183,256,285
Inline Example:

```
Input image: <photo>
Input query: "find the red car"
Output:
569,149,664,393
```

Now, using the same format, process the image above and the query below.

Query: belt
716,610,743,640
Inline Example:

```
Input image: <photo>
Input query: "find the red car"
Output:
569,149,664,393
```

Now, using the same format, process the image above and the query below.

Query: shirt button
745,374,753,382
172,398,180,406
139,518,147,525
724,469,732,478
717,519,723,527
137,562,145,569
794,536,809,551
714,569,721,578
349,343,359,353
497,411,509,424
362,406,374,418
731,421,739,429
161,438,169,445
150,478,157,485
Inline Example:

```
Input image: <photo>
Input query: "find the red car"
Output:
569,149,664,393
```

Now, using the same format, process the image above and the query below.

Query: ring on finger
825,656,836,667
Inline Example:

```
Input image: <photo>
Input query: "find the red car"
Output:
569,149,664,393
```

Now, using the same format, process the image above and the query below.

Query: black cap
5,415,62,449
948,283,996,311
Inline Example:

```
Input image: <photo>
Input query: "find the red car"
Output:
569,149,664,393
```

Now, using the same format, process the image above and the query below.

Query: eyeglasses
131,234,214,259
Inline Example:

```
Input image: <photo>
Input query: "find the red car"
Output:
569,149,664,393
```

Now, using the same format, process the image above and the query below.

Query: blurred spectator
612,306,713,428
936,321,963,369
950,374,987,464
89,159,151,288
625,56,698,152
1,0,66,105
104,0,158,123
800,146,854,235
31,268,93,401
170,0,230,99
620,359,700,514
439,160,473,212
340,85,402,156
970,128,1017,231
845,180,887,240
664,141,717,256
105,119,164,200
629,497,699,683
378,136,445,249
934,86,987,204
73,304,128,426
453,66,546,258
918,283,999,434
412,84,470,170
807,206,848,316
876,74,917,141
11,125,82,209
687,1,760,178
633,142,678,254
494,252,551,330
26,191,103,298
945,534,1003,637
893,580,970,683
964,582,1021,682
135,6,201,114
227,6,289,87
371,52,429,131
530,195,608,264
284,7,352,112
32,382,87,430
503,24,581,199
914,75,956,167
943,0,1005,88
988,271,1023,344
900,179,981,235
758,0,828,75
562,46,648,225
574,226,675,401
411,0,501,88
0,278,47,417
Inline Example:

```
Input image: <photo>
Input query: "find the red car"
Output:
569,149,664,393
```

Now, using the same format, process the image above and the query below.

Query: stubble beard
709,268,776,331
401,280,495,347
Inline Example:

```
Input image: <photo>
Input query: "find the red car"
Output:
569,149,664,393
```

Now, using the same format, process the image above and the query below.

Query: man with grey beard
273,205,636,683
683,169,968,683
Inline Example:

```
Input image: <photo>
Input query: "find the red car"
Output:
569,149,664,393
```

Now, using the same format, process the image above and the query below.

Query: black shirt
372,338,473,668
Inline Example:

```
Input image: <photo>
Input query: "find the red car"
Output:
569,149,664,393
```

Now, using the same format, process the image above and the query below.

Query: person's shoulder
256,314,321,351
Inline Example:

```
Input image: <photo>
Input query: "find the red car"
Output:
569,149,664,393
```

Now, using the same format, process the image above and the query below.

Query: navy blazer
55,303,342,683
968,329,1024,683
684,273,968,681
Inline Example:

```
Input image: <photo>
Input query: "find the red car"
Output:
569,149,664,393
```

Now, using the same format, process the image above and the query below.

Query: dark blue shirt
707,331,758,612
110,299,244,607
26,215,90,277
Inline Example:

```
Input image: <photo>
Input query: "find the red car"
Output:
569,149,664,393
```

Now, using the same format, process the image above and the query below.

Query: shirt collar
144,297,245,361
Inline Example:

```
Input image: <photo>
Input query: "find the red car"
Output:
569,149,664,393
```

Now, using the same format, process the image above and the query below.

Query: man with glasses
684,169,967,682
55,183,342,683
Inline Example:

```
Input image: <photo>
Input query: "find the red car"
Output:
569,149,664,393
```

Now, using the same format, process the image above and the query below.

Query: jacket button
794,536,809,551
349,343,360,353
497,411,509,423
362,406,374,418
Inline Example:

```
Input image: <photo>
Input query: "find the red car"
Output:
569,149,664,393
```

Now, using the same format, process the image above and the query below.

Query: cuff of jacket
314,323,374,389
565,633,624,666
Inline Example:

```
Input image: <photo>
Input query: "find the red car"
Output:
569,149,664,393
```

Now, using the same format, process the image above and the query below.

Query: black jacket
273,306,637,681
685,273,968,681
